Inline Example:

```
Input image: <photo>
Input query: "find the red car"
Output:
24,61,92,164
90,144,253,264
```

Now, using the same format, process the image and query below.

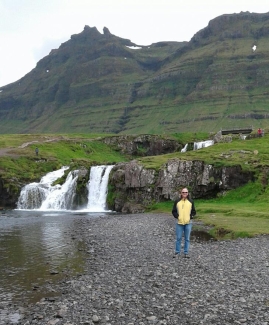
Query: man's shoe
184,254,190,259
173,253,180,258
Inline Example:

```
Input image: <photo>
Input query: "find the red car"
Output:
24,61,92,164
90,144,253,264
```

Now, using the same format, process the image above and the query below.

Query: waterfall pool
0,209,111,307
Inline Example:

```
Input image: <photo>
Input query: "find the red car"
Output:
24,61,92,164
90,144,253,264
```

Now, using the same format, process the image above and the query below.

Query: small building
221,126,253,135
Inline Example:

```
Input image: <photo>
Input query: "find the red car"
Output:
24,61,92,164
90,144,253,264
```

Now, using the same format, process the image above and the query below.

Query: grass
0,157,61,182
196,199,269,238
0,133,112,148
27,140,126,164
147,182,269,239
146,164,269,239
0,134,128,182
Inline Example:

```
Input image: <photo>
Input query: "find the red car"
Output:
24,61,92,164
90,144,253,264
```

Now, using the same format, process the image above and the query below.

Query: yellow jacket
172,198,196,225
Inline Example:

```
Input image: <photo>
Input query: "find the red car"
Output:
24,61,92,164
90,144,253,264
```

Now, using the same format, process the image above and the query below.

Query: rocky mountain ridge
1,12,269,134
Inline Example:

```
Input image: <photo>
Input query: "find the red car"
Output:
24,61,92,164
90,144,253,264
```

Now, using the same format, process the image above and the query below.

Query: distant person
172,187,196,258
35,147,39,156
258,128,262,137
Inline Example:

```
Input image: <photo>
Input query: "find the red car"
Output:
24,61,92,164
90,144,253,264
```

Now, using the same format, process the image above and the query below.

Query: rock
109,159,254,212
47,320,60,325
50,270,59,275
92,315,100,322
102,135,181,157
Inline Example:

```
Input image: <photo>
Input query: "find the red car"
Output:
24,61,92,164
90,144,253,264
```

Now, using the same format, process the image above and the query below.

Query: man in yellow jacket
172,188,196,258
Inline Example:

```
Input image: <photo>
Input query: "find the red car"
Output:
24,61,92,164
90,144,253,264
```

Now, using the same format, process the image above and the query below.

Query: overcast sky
0,0,268,87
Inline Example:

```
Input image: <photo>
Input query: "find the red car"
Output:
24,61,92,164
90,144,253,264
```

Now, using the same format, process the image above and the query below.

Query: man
172,188,196,258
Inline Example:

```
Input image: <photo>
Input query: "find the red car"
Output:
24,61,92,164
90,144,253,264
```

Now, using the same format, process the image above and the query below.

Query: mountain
1,12,269,134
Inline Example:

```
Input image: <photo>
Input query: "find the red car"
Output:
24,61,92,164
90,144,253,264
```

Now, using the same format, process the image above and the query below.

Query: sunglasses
181,192,188,194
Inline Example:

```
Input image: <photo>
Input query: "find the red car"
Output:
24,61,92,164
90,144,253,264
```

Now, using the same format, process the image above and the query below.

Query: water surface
0,209,107,306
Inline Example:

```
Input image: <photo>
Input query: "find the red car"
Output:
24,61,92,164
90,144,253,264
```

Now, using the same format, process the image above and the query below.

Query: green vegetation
196,188,269,238
148,197,269,239
169,132,209,143
147,181,269,239
0,134,128,182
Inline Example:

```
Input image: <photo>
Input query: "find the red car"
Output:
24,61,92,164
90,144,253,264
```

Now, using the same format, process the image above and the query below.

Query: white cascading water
17,166,78,210
17,182,47,210
87,165,114,212
181,144,188,152
193,140,214,150
40,171,78,210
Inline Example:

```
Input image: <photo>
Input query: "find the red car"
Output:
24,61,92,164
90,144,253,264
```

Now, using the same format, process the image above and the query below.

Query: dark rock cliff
108,159,255,213
102,135,182,156
0,177,21,209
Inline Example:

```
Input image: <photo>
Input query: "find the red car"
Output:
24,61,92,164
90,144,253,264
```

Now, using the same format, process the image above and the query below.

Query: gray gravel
5,213,269,324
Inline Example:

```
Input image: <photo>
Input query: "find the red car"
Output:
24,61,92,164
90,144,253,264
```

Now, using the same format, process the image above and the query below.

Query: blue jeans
175,223,192,254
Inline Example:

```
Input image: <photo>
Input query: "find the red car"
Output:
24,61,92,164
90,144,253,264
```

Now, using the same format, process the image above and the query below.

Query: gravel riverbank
5,213,269,325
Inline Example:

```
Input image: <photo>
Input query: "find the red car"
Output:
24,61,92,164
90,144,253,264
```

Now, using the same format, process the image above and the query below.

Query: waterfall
40,171,78,210
17,165,114,212
182,141,214,152
17,182,48,210
193,140,214,150
87,165,114,212
17,167,78,210
181,144,188,152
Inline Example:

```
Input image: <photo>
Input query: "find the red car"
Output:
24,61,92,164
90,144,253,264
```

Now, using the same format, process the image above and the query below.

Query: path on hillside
0,137,67,157
0,136,99,158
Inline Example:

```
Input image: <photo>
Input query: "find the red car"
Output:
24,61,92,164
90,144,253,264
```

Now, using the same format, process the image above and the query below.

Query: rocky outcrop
0,177,21,209
109,159,255,212
102,135,182,156
72,168,89,209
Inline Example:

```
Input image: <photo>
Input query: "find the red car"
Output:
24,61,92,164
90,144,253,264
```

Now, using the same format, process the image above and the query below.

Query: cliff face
109,159,254,213
102,134,182,156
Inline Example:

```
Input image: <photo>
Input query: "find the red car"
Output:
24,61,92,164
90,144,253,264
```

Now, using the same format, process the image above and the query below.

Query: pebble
1,213,269,325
